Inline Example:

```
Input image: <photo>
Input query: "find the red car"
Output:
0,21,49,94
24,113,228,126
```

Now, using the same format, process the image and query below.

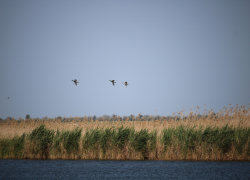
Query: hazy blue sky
1,1,250,119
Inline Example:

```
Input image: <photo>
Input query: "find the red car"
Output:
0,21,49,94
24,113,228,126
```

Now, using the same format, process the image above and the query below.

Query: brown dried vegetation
0,104,250,160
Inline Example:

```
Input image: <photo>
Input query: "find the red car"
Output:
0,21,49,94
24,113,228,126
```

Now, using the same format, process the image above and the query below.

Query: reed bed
0,105,250,160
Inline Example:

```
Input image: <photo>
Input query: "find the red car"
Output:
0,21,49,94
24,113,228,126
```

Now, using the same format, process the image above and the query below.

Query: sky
1,1,250,119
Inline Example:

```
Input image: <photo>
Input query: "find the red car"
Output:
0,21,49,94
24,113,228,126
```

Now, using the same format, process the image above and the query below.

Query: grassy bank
0,124,250,160
1,105,250,160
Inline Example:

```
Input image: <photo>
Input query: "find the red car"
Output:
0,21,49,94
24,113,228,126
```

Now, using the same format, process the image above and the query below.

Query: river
1,160,249,179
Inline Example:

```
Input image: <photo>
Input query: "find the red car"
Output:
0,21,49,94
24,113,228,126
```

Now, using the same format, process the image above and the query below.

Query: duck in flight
109,80,116,86
123,81,129,87
7,97,10,99
72,79,79,86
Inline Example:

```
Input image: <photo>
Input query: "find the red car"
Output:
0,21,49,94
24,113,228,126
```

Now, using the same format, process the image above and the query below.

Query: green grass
0,124,250,160
13,134,26,158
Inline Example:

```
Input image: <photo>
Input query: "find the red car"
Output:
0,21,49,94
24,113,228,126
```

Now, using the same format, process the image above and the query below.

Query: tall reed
1,105,250,160
0,124,250,160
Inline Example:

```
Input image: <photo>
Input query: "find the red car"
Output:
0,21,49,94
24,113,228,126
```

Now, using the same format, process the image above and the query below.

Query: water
0,160,250,180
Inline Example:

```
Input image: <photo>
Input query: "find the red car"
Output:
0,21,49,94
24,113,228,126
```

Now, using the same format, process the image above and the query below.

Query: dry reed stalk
1,106,250,137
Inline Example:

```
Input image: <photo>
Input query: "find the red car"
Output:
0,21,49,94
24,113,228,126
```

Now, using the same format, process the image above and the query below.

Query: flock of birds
72,79,129,87
5,80,129,100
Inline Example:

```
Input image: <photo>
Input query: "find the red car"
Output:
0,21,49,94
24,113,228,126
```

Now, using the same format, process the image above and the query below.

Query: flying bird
109,80,116,86
7,97,10,99
123,81,129,87
72,79,79,86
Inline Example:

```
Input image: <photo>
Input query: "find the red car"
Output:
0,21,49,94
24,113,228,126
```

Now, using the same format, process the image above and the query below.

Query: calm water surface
0,160,250,180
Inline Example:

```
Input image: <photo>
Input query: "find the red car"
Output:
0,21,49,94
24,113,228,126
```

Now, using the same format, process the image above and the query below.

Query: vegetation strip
1,124,250,160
